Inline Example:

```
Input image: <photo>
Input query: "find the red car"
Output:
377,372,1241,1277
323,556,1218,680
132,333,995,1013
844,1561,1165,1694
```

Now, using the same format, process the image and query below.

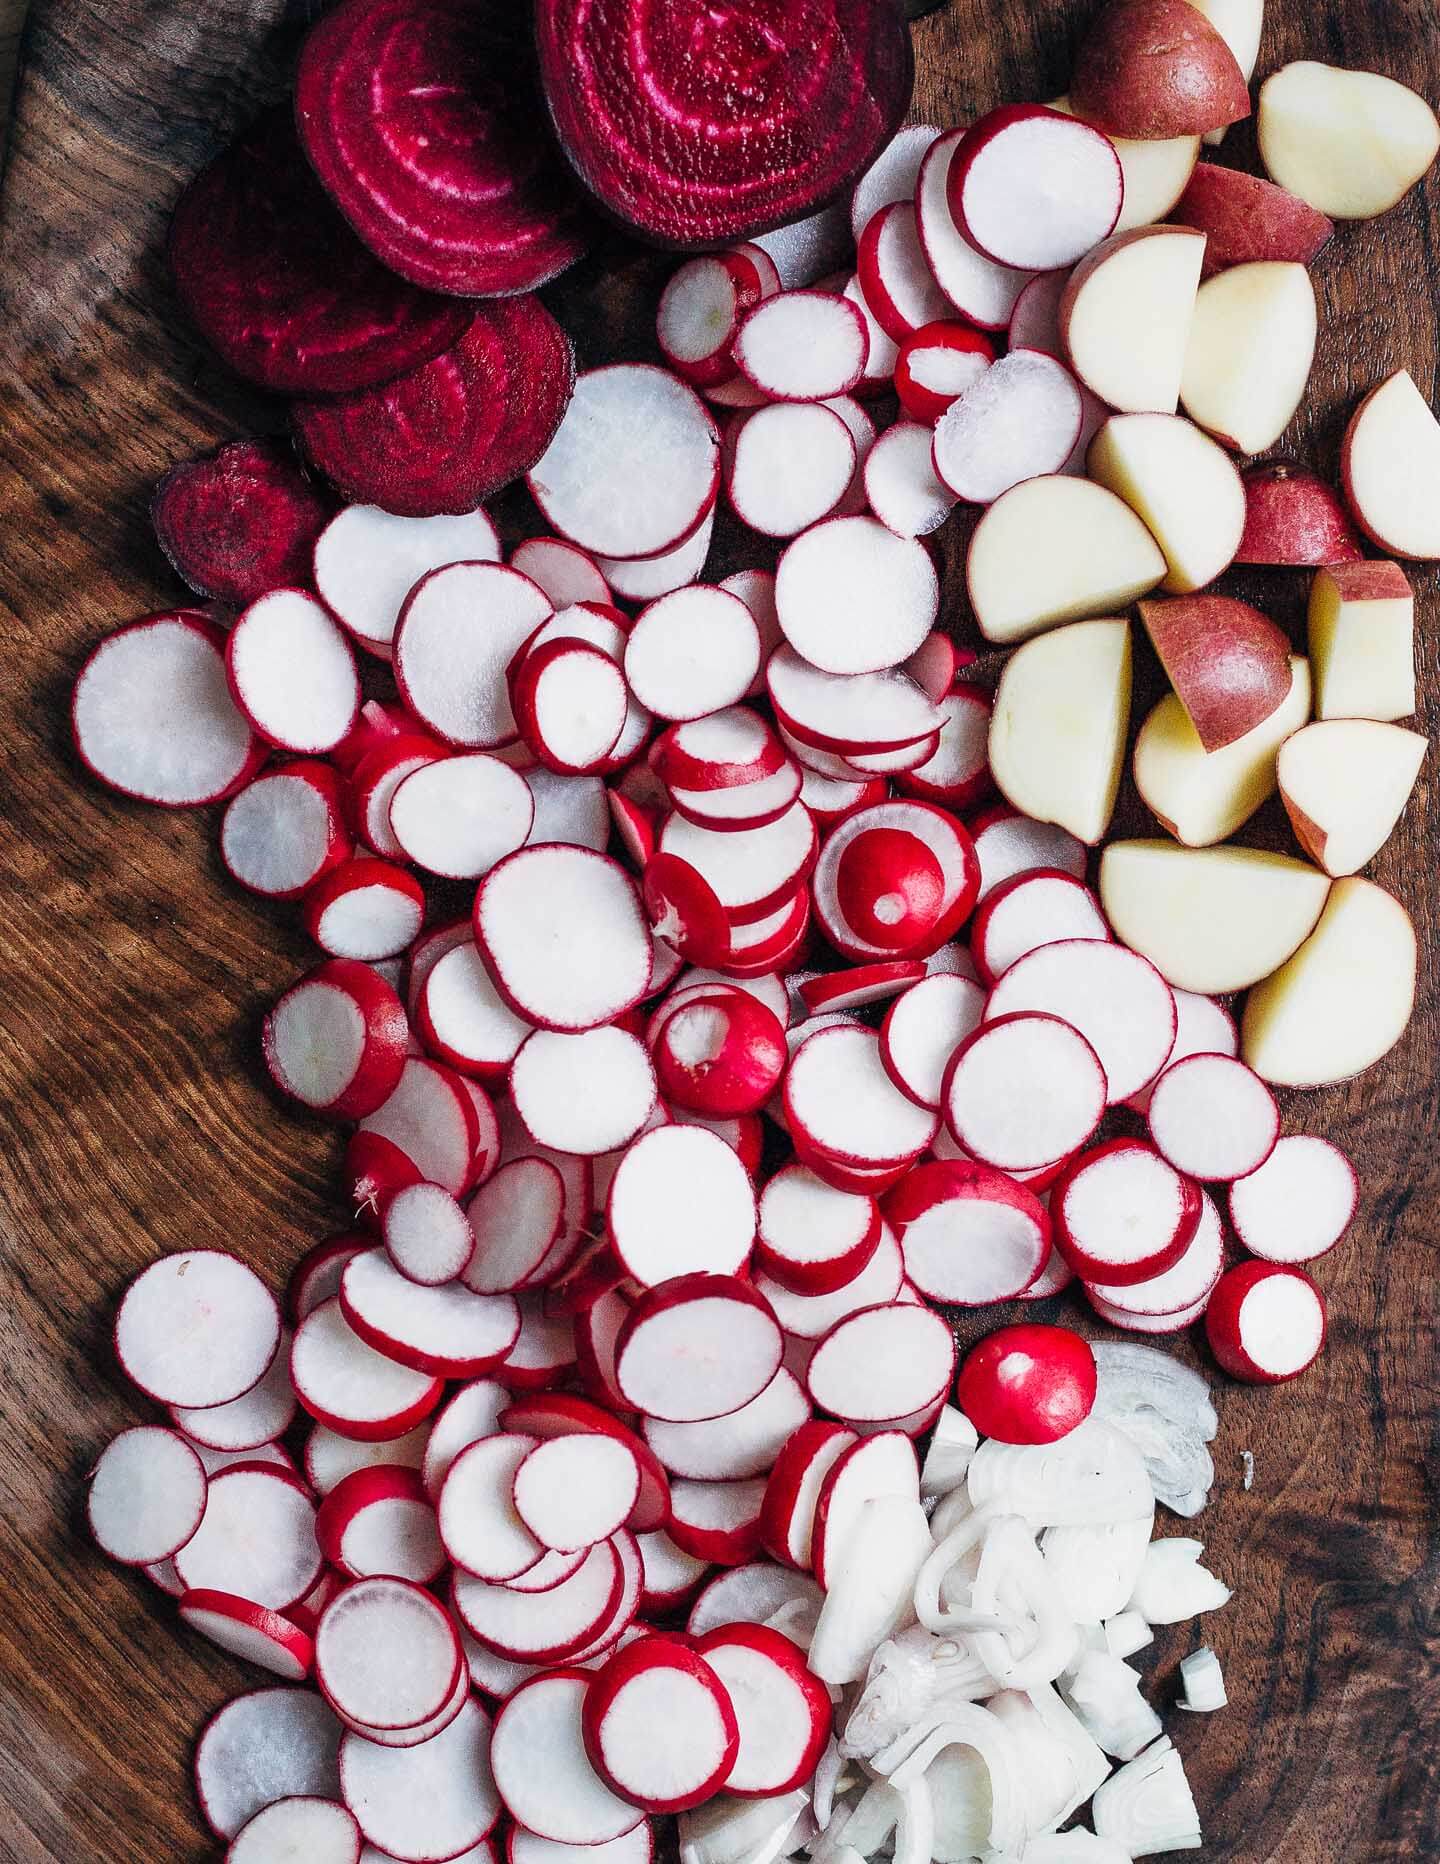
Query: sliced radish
845,732,941,776
882,1160,1051,1305
291,1297,444,1444
811,799,979,963
419,943,532,1083
759,1420,857,1570
863,422,956,538
455,1534,623,1661
652,990,786,1117
316,1466,444,1584
616,1274,781,1424
522,768,611,853
437,1433,546,1581
303,858,425,963
381,1184,473,1288
806,1304,956,1426
625,588,760,723
970,806,1088,900
686,1565,822,1645
657,253,765,387
511,538,612,610
530,365,720,561
638,1530,711,1613
726,403,857,538
694,1623,830,1797
306,1420,431,1498
360,1057,490,1197
768,648,942,755
194,1686,344,1840
342,1248,518,1380
1017,1249,1077,1302
810,1430,919,1590
852,124,942,236
720,885,812,977
87,1425,207,1566
856,202,951,342
174,1333,297,1450
490,1672,643,1845
775,515,938,676
463,1158,567,1295
513,1436,641,1554
894,682,992,808
1228,1135,1358,1265
880,973,986,1108
985,939,1178,1106
608,1124,757,1289
598,506,717,602
498,1293,577,1393
1205,1261,1327,1383
932,350,1084,503
350,734,445,859
667,760,802,834
894,320,996,423
475,845,652,1033
582,1638,739,1814
719,572,784,689
388,755,535,881
971,867,1110,984
1087,1188,1225,1319
1126,988,1237,1115
222,762,351,899
173,1464,321,1610
513,638,629,775
115,1251,281,1410
501,1395,670,1536
510,1821,652,1864
755,1222,904,1341
511,1026,658,1157
943,1012,1108,1172
313,505,500,653
264,956,408,1121
842,273,901,392
339,1697,499,1860
1053,1139,1203,1286
756,1165,881,1296
796,960,925,1016
644,1368,810,1483
662,1486,764,1569
180,1592,315,1682
659,805,817,924
1146,1053,1280,1183
733,291,869,401
415,1380,506,1505
227,590,359,753
948,105,1123,271
642,852,733,966
915,129,1029,330
394,563,552,749
226,1796,358,1862
786,1025,938,1167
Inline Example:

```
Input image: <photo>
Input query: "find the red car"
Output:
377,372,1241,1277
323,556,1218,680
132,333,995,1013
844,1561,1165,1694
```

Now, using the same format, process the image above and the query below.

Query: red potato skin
1314,559,1414,608
1139,595,1294,751
955,1323,1097,1444
262,958,410,1121
1342,376,1438,558
582,1637,739,1813
759,1419,857,1565
1204,1259,1328,1382
1069,0,1252,139
1051,1138,1204,1286
1171,165,1335,277
693,1622,831,1795
1235,464,1364,566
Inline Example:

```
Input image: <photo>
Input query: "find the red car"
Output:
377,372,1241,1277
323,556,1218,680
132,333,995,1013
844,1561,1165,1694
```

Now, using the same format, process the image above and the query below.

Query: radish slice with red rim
359,1059,489,1197
806,1302,956,1426
882,1161,1051,1306
195,1688,345,1841
971,806,1088,899
759,1420,857,1570
72,612,265,807
316,1465,445,1583
336,1654,469,1749
291,1298,444,1444
598,506,716,602
498,1293,576,1393
971,867,1110,983
1017,1249,1077,1302
786,1024,938,1167
116,1251,281,1410
652,990,786,1117
844,732,941,776
754,1222,904,1341
638,1528,710,1611
513,1436,642,1552
455,1538,625,1662
657,253,764,387
776,515,938,675
180,1594,315,1685
894,320,996,423
226,1796,358,1862
501,1394,670,1535
395,563,553,749
796,960,925,1016
686,1563,823,1640
608,1125,757,1288
692,1624,828,1795
438,1433,545,1581
381,1184,473,1287
892,680,991,809
812,799,979,962
726,403,857,538
1086,1187,1225,1318
943,1012,1108,1172
932,350,1085,504
490,1671,643,1844
222,762,351,900
663,1491,764,1572
419,943,533,1082
313,506,501,652
87,1426,207,1566
1146,1053,1281,1183
643,853,732,967
768,647,943,754
510,1819,653,1864
915,129,1029,331
625,587,761,722
644,1368,810,1482
351,734,445,858
174,1332,298,1450
907,635,961,707
514,638,629,775
856,201,951,343
719,572,783,683
173,1464,322,1611
616,1274,781,1423
582,1638,739,1813
389,755,535,880
1053,1138,1202,1286
341,1248,518,1379
1127,988,1237,1113
810,1429,919,1589
863,423,956,539
948,105,1123,271
756,1166,881,1297
227,590,360,753
667,759,804,833
511,1026,658,1157
463,1157,567,1294
511,538,612,609
1228,1135,1358,1265
842,274,900,390
523,768,612,853
418,1380,507,1503
339,1695,500,1859
852,124,943,238
303,858,425,962
1205,1261,1327,1383
733,291,869,402
659,804,817,924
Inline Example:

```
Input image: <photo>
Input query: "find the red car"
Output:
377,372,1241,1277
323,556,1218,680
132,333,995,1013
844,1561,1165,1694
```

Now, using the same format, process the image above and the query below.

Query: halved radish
882,1160,1051,1305
644,1368,810,1483
615,1274,781,1424
222,762,352,899
733,291,869,401
726,403,858,538
659,804,817,925
193,1685,344,1840
582,1638,739,1814
894,681,992,807
657,252,765,387
971,867,1110,984
349,732,445,858
116,1251,281,1410
1053,1139,1203,1286
419,943,532,1083
490,1671,643,1845
173,1332,297,1451
438,1433,545,1581
512,538,612,610
395,562,553,749
463,1158,567,1296
316,1465,445,1585
759,1419,857,1571
179,1592,314,1682
810,1429,919,1589
72,612,265,807
173,1463,322,1611
863,422,956,538
852,123,943,238
786,1024,938,1168
693,1622,830,1797
226,1796,358,1861
970,805,1088,900
342,1248,518,1380
302,858,425,963
291,1298,444,1444
1228,1135,1358,1265
1205,1261,1327,1383
812,800,979,962
768,647,943,755
608,1125,757,1288
948,105,1123,271
514,1436,642,1553
915,129,1029,330
313,505,501,656
389,755,535,880
806,1303,956,1426
856,202,951,342
652,990,786,1117
625,588,761,723
513,638,629,775
776,515,938,676
943,1012,1108,1172
87,1425,207,1566
339,1693,498,1858
511,1026,658,1157
381,1183,473,1288
796,960,925,1016
932,350,1085,504
1146,1053,1280,1182
756,1165,881,1296
894,320,996,423
500,1393,670,1536
1086,1186,1225,1319
227,589,360,754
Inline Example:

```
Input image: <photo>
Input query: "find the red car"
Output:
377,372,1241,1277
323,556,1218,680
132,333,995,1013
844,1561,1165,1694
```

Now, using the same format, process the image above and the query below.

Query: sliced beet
294,297,575,516
533,0,913,248
152,440,333,608
168,108,471,395
296,0,592,298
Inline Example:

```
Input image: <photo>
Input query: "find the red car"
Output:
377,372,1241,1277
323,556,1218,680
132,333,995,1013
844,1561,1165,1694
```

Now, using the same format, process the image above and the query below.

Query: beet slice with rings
294,297,576,518
169,108,470,395
297,0,593,298
534,0,913,248
152,440,333,607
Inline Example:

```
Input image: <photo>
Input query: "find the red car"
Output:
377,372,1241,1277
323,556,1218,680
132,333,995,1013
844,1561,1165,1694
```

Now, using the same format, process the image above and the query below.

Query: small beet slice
295,297,573,517
168,108,470,395
152,440,333,607
296,0,592,298
534,0,913,248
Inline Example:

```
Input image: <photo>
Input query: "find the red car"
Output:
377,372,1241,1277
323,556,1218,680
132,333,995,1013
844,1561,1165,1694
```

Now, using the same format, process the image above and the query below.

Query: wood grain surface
1,3,1438,1860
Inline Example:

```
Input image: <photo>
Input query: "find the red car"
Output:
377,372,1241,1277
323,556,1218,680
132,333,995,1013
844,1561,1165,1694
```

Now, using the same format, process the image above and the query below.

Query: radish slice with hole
768,648,942,755
598,505,717,602
894,320,996,423
852,124,942,238
1228,1135,1358,1265
194,1687,344,1840
514,638,629,775
72,612,265,807
786,1024,938,1168
971,806,1088,899
173,1464,322,1611
882,1161,1051,1306
856,202,951,342
879,973,986,1108
644,1369,810,1484
1087,1187,1225,1318
116,1251,281,1410
303,859,426,963
490,1671,644,1845
943,1012,1108,1172
657,253,764,387
227,590,360,753
894,682,992,808
652,991,786,1117
389,755,535,881
760,1420,857,1570
174,1333,298,1450
317,1466,445,1584
530,365,720,561
694,1623,831,1797
395,563,553,749
796,960,925,1016
382,1183,474,1287
776,515,938,676
915,129,1029,330
313,506,501,652
1053,1139,1203,1286
463,1158,567,1294
180,1592,314,1682
342,1249,518,1380
726,403,857,538
733,291,868,402
755,1222,903,1341
985,938,1178,1106
608,1125,757,1288
659,805,817,925
222,762,352,899
420,944,533,1083
87,1426,207,1565
932,350,1085,503
756,1166,880,1297
475,846,652,1033
1008,267,1068,357
616,1275,781,1424
511,538,612,610
339,1697,499,1860
948,105,1123,271
863,422,956,538
971,868,1110,984
1126,989,1237,1114
511,1026,658,1157
513,1437,642,1553
625,588,761,722
1146,1053,1280,1183
227,1796,359,1862
810,1430,919,1590
812,800,979,963
438,1434,545,1581
806,1304,956,1426
291,1298,444,1444
582,1638,739,1814
1204,1261,1327,1383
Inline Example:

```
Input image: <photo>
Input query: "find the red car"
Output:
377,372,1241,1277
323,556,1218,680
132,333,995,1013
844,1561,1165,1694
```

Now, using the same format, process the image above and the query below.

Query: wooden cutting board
0,3,1438,1860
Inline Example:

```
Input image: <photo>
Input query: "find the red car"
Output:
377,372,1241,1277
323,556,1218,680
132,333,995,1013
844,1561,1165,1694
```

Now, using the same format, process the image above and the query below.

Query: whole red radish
955,1323,1097,1444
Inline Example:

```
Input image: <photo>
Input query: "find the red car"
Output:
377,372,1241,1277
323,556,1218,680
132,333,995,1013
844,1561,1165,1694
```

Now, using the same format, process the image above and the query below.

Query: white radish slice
524,768,612,853
515,640,628,774
530,365,721,561
823,392,880,512
499,1544,589,1597
607,1124,757,1288
949,106,1123,270
726,403,856,537
926,941,981,981
807,1305,956,1426
475,846,652,1033
173,1465,321,1610
775,515,938,676
314,506,500,651
382,1184,474,1287
359,1058,486,1199
115,1250,281,1409
786,1024,938,1166
1017,1249,1077,1302
657,254,756,384
1205,1262,1327,1383
86,1425,207,1565
894,683,992,808
1087,1187,1225,1318
884,1162,1051,1306
510,1818,652,1864
616,1275,782,1423
644,1369,810,1481
1008,267,1068,357
755,1166,881,1295
511,538,612,609
894,321,995,423
227,590,360,753
511,1027,658,1157
625,587,761,722
1146,1053,1280,1182
843,274,900,388
316,1466,444,1583
174,1333,297,1450
932,350,1084,503
598,505,717,602
336,1656,469,1752
499,1397,671,1536
318,1576,461,1734
394,563,552,749
972,868,1111,983
351,738,443,859
228,1796,358,1864
863,422,956,538
222,763,350,899
1127,988,1237,1114
179,1593,315,1682
733,291,869,401
496,1102,590,1258
809,1429,919,1589
986,939,1178,1106
686,1564,822,1642
523,601,627,662
971,807,1088,899
455,1538,622,1661
582,1640,739,1815
943,1013,1108,1171
659,804,817,923
342,1249,518,1380
291,1298,443,1444
438,1434,544,1580
490,1673,643,1845
195,1687,344,1840
638,1528,710,1610
754,1223,904,1340
388,756,534,881
340,1697,499,1860
306,1421,430,1498
915,129,1029,330
845,733,940,776
768,647,942,754
72,611,263,806
852,124,943,237
419,944,532,1081
719,571,784,692
513,1437,642,1552
420,1381,508,1502
667,760,803,833
304,860,425,962
857,200,952,342
759,1420,856,1570
692,1625,826,1796
1228,1135,1358,1265
463,1158,566,1294
1054,1139,1201,1285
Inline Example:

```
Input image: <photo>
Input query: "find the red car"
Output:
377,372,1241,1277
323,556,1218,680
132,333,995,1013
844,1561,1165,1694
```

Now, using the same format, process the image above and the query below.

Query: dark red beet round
293,297,575,517
152,440,334,607
534,0,913,248
168,107,472,395
955,1323,1097,1445
296,0,593,298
